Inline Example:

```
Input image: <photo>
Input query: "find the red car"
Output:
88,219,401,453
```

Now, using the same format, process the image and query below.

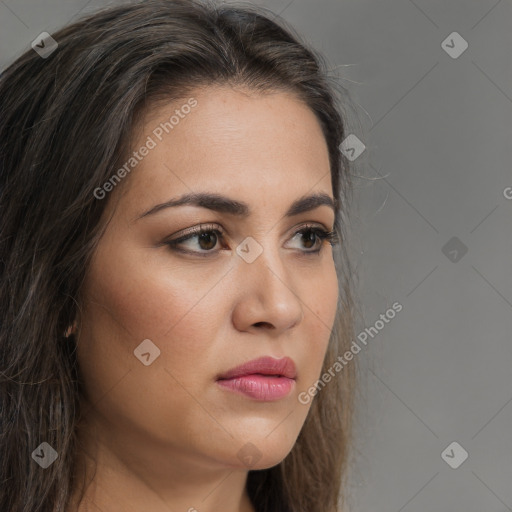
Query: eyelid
166,222,224,243
291,221,334,234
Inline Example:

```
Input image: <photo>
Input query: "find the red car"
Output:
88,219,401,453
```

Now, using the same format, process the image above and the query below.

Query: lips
216,356,297,380
216,356,297,401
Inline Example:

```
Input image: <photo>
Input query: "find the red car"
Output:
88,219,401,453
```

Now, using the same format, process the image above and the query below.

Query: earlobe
64,321,77,338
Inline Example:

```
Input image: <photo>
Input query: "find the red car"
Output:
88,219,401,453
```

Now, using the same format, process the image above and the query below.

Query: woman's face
77,85,339,472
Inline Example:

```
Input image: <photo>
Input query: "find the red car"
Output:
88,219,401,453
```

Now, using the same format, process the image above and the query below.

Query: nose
231,243,304,336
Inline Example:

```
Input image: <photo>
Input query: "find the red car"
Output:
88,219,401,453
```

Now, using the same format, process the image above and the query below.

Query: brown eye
301,229,318,249
286,225,339,254
164,224,226,256
197,231,218,251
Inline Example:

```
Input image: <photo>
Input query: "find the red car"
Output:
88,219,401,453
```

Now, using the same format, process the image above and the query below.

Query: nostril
253,321,274,329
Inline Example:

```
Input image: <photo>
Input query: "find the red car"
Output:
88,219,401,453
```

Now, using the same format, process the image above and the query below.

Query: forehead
108,85,332,219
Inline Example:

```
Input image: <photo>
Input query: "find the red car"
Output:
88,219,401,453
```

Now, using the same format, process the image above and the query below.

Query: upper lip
217,356,297,380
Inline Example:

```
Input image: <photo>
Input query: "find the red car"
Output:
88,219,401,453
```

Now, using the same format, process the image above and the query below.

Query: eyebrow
135,191,337,221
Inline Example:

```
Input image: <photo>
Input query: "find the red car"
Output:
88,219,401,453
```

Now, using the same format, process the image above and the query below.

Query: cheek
79,249,226,373
76,248,231,440
297,263,339,380
312,269,338,330
302,258,338,331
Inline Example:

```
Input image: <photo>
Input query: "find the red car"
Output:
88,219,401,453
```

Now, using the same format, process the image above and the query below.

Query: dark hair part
0,1,357,511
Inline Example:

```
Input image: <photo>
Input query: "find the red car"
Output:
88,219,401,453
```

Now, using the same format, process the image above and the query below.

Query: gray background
1,1,511,511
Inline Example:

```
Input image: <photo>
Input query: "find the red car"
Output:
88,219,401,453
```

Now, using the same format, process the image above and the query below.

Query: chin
221,428,300,471
224,449,292,471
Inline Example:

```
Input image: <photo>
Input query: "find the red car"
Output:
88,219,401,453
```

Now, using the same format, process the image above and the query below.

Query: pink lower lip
217,374,295,401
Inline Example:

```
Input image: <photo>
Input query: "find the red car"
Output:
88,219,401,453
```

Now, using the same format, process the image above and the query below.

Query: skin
70,85,339,512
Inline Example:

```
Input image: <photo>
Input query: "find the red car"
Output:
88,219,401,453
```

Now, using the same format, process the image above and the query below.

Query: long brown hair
0,1,358,510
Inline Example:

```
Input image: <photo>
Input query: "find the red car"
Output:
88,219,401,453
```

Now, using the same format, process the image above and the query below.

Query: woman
0,1,358,511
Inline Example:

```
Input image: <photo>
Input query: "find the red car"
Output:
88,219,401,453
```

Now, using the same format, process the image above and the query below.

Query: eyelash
164,223,339,257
